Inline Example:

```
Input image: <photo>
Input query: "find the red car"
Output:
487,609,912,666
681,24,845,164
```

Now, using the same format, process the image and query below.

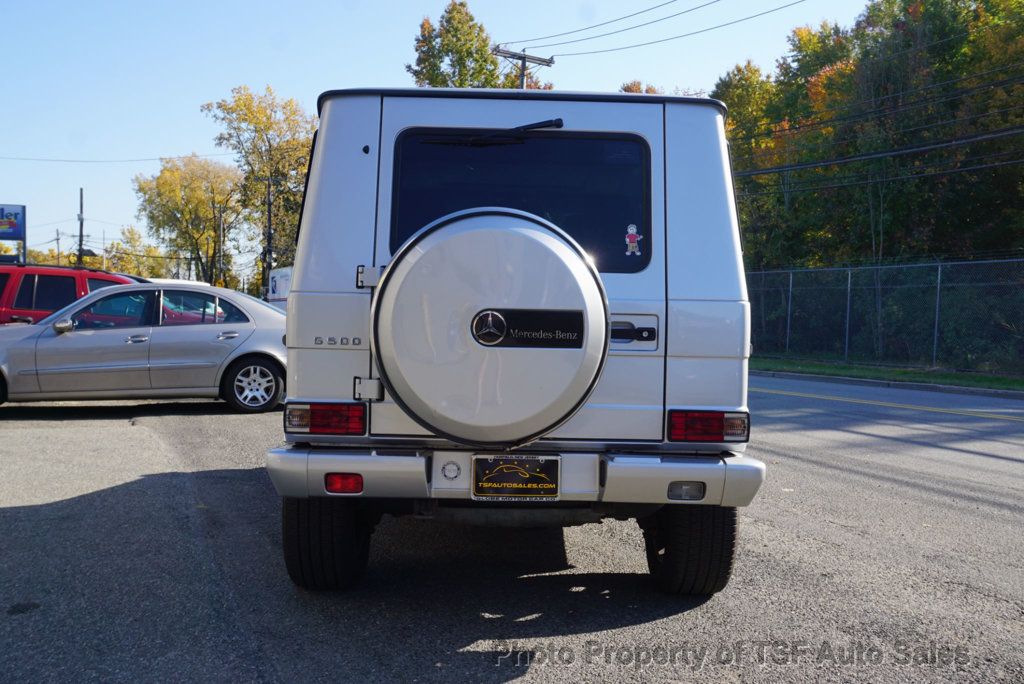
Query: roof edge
316,88,726,117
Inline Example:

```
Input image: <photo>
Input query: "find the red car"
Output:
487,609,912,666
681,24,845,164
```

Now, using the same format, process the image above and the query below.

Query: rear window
161,290,251,326
162,290,218,326
391,129,651,273
35,275,77,310
14,276,34,308
88,277,120,292
0,272,8,298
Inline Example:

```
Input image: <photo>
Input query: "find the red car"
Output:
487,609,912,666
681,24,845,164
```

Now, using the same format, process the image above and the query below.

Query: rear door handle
217,331,240,340
610,324,657,342
124,335,149,344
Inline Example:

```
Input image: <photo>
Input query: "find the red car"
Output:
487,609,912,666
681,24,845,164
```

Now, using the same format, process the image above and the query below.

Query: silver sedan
0,283,286,412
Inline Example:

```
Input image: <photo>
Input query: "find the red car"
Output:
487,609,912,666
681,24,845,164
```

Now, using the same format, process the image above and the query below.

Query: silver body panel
267,446,765,507
0,284,285,403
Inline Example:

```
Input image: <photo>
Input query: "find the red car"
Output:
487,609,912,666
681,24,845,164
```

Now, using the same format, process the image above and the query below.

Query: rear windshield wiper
421,118,564,147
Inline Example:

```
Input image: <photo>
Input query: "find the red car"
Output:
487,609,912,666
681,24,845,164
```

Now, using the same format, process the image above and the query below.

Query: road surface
1,377,1021,682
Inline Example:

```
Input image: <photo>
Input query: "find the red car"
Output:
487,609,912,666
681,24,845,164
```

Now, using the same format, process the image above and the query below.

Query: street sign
0,204,26,242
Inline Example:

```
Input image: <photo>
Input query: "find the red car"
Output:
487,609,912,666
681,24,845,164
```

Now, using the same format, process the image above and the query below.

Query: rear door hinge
353,377,384,401
356,265,384,289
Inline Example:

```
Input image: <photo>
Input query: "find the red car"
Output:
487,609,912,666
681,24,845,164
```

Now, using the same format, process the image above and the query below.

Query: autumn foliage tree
407,1,553,89
202,86,316,270
620,80,663,94
407,1,500,87
104,226,171,279
133,155,243,285
712,0,1024,269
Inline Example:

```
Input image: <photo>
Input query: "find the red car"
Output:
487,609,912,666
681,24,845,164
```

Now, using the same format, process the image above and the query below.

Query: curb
750,370,1024,402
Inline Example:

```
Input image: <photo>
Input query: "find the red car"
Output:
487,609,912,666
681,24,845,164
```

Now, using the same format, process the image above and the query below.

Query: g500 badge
471,309,584,349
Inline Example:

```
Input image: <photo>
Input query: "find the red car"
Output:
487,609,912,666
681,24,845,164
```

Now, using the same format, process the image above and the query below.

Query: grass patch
750,357,1024,392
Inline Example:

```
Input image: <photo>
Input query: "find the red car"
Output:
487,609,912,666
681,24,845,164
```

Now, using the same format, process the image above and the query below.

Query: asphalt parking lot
1,376,1022,682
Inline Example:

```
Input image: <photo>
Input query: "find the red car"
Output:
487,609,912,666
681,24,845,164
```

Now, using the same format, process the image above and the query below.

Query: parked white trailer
267,266,291,312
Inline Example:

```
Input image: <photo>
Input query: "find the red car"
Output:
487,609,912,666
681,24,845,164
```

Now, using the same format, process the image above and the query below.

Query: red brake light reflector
668,411,749,442
285,403,367,435
325,472,363,494
311,403,366,435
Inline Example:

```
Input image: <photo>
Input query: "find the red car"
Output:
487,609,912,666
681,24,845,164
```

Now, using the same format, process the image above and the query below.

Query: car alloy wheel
233,365,276,408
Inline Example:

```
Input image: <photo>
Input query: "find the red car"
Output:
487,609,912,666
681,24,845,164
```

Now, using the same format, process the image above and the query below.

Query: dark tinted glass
0,273,8,298
88,277,119,292
392,130,651,273
73,291,154,329
216,298,249,324
34,275,76,310
162,290,217,326
14,276,34,308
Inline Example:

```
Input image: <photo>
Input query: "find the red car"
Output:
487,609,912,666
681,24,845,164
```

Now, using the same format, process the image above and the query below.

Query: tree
104,226,171,279
620,80,662,94
406,2,501,87
134,155,243,285
500,67,554,90
202,86,316,271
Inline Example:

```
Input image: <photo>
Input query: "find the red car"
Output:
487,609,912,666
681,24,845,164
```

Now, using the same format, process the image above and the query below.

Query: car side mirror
53,319,74,334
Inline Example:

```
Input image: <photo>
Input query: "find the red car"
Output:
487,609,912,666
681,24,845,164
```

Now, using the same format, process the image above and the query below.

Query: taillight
325,472,363,494
285,402,367,435
668,411,749,442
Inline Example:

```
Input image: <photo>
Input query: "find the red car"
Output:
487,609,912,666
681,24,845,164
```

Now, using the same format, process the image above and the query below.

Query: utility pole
492,47,554,88
218,211,225,286
56,230,61,265
254,175,283,299
76,187,84,266
101,229,106,270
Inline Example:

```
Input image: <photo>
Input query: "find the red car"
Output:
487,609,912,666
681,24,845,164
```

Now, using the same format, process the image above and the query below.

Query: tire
282,497,373,591
222,357,284,413
640,505,736,596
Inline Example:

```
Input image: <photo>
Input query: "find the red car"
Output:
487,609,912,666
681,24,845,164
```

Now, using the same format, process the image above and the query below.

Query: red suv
0,264,137,324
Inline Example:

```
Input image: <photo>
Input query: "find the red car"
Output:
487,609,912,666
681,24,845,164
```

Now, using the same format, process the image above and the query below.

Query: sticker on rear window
625,224,643,256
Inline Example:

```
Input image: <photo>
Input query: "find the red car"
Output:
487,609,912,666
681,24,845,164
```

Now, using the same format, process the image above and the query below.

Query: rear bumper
266,447,764,507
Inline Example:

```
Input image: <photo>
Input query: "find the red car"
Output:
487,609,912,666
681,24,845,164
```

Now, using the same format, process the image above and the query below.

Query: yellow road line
750,387,1024,423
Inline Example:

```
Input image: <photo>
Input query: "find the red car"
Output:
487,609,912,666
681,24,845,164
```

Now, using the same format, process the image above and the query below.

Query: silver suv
267,88,764,595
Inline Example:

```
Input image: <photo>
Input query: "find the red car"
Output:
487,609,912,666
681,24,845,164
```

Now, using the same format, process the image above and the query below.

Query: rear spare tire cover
372,208,608,447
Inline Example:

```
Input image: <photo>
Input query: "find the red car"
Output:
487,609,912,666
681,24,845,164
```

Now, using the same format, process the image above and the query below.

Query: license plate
472,455,560,501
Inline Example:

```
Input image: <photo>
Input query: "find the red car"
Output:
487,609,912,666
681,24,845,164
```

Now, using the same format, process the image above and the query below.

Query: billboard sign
0,204,26,242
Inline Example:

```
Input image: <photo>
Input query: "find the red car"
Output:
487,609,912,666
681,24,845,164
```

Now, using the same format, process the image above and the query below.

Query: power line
525,0,724,50
730,103,1024,166
736,156,1024,197
502,0,680,45
735,125,1024,177
0,152,233,164
742,147,1024,192
731,73,1024,145
86,218,132,227
552,0,807,57
736,59,1024,143
26,217,77,230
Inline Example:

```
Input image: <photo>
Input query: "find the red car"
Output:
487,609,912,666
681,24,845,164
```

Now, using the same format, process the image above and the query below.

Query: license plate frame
471,455,560,501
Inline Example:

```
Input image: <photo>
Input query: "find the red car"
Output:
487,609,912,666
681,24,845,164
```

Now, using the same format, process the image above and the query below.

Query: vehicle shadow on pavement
0,400,280,422
0,466,706,682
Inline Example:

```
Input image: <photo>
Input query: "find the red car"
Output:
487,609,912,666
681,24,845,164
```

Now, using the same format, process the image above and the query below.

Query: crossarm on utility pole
492,47,554,89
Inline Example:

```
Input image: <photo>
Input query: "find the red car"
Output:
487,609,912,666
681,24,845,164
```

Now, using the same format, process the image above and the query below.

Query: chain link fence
747,259,1024,375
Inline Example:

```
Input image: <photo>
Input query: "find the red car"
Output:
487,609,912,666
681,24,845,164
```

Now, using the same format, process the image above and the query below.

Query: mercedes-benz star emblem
472,310,507,346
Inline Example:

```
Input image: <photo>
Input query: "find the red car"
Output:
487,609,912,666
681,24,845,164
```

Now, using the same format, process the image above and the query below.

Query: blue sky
2,0,867,269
